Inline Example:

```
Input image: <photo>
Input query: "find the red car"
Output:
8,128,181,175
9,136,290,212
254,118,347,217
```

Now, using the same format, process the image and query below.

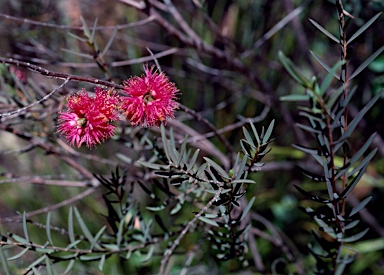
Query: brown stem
0,57,123,89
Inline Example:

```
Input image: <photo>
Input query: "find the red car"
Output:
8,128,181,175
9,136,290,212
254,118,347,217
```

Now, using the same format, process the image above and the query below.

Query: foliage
0,0,383,274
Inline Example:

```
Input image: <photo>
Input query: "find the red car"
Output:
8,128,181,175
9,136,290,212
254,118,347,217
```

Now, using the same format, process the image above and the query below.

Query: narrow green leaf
35,247,53,254
64,259,75,273
22,212,29,243
196,163,207,177
161,124,171,161
170,201,183,215
325,86,344,110
344,220,360,230
80,16,91,39
125,249,133,259
199,216,219,227
79,254,103,261
340,162,369,199
347,12,382,45
68,207,75,244
241,140,255,159
9,234,28,244
204,157,228,179
278,51,312,88
338,90,383,142
90,226,106,250
45,257,54,275
137,161,162,170
242,127,255,148
90,18,99,44
67,32,87,42
61,48,94,59
142,245,155,263
262,119,275,144
352,238,384,253
320,60,344,95
7,247,29,261
280,94,310,101
294,184,330,203
350,46,384,80
206,166,219,182
142,218,153,243
46,212,53,245
235,155,248,181
335,255,352,275
65,240,81,251
310,50,340,80
146,205,166,212
27,255,46,271
0,246,11,275
101,27,118,57
335,133,376,178
98,254,106,271
168,147,179,166
74,207,97,248
205,188,231,194
348,148,377,177
116,218,125,247
309,18,339,43
52,253,77,261
176,138,187,166
296,123,322,134
292,144,321,156
32,267,42,275
186,149,200,172
231,179,256,184
250,121,261,145
240,197,255,221
331,87,357,131
349,196,372,217
342,228,369,242
103,244,119,250
299,111,325,128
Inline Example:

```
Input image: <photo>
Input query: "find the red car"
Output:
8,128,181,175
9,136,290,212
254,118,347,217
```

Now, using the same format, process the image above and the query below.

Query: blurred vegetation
0,0,383,274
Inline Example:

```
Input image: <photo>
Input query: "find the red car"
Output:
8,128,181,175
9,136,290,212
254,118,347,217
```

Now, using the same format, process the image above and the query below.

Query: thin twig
0,176,90,187
0,234,163,254
0,57,122,89
159,186,223,275
117,0,146,10
162,0,201,44
0,78,69,118
0,13,155,31
3,47,178,68
4,187,98,221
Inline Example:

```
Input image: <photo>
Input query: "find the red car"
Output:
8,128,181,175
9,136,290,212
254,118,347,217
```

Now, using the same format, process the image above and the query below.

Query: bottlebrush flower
121,66,179,127
58,87,120,148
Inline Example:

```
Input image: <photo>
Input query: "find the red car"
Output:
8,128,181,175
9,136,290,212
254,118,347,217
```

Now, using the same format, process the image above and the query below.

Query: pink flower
58,87,120,148
121,66,179,127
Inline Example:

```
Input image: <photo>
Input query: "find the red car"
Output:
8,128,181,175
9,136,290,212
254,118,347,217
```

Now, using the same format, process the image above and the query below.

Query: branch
0,13,155,31
158,186,223,275
0,78,69,119
0,175,90,187
3,186,98,221
0,57,122,89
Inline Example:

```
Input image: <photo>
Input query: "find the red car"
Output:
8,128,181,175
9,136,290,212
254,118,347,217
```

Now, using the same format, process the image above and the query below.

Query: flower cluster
58,66,179,148
121,66,179,127
58,87,120,148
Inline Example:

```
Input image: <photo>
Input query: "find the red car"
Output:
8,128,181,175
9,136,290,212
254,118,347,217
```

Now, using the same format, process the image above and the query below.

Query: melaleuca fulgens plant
279,1,383,274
